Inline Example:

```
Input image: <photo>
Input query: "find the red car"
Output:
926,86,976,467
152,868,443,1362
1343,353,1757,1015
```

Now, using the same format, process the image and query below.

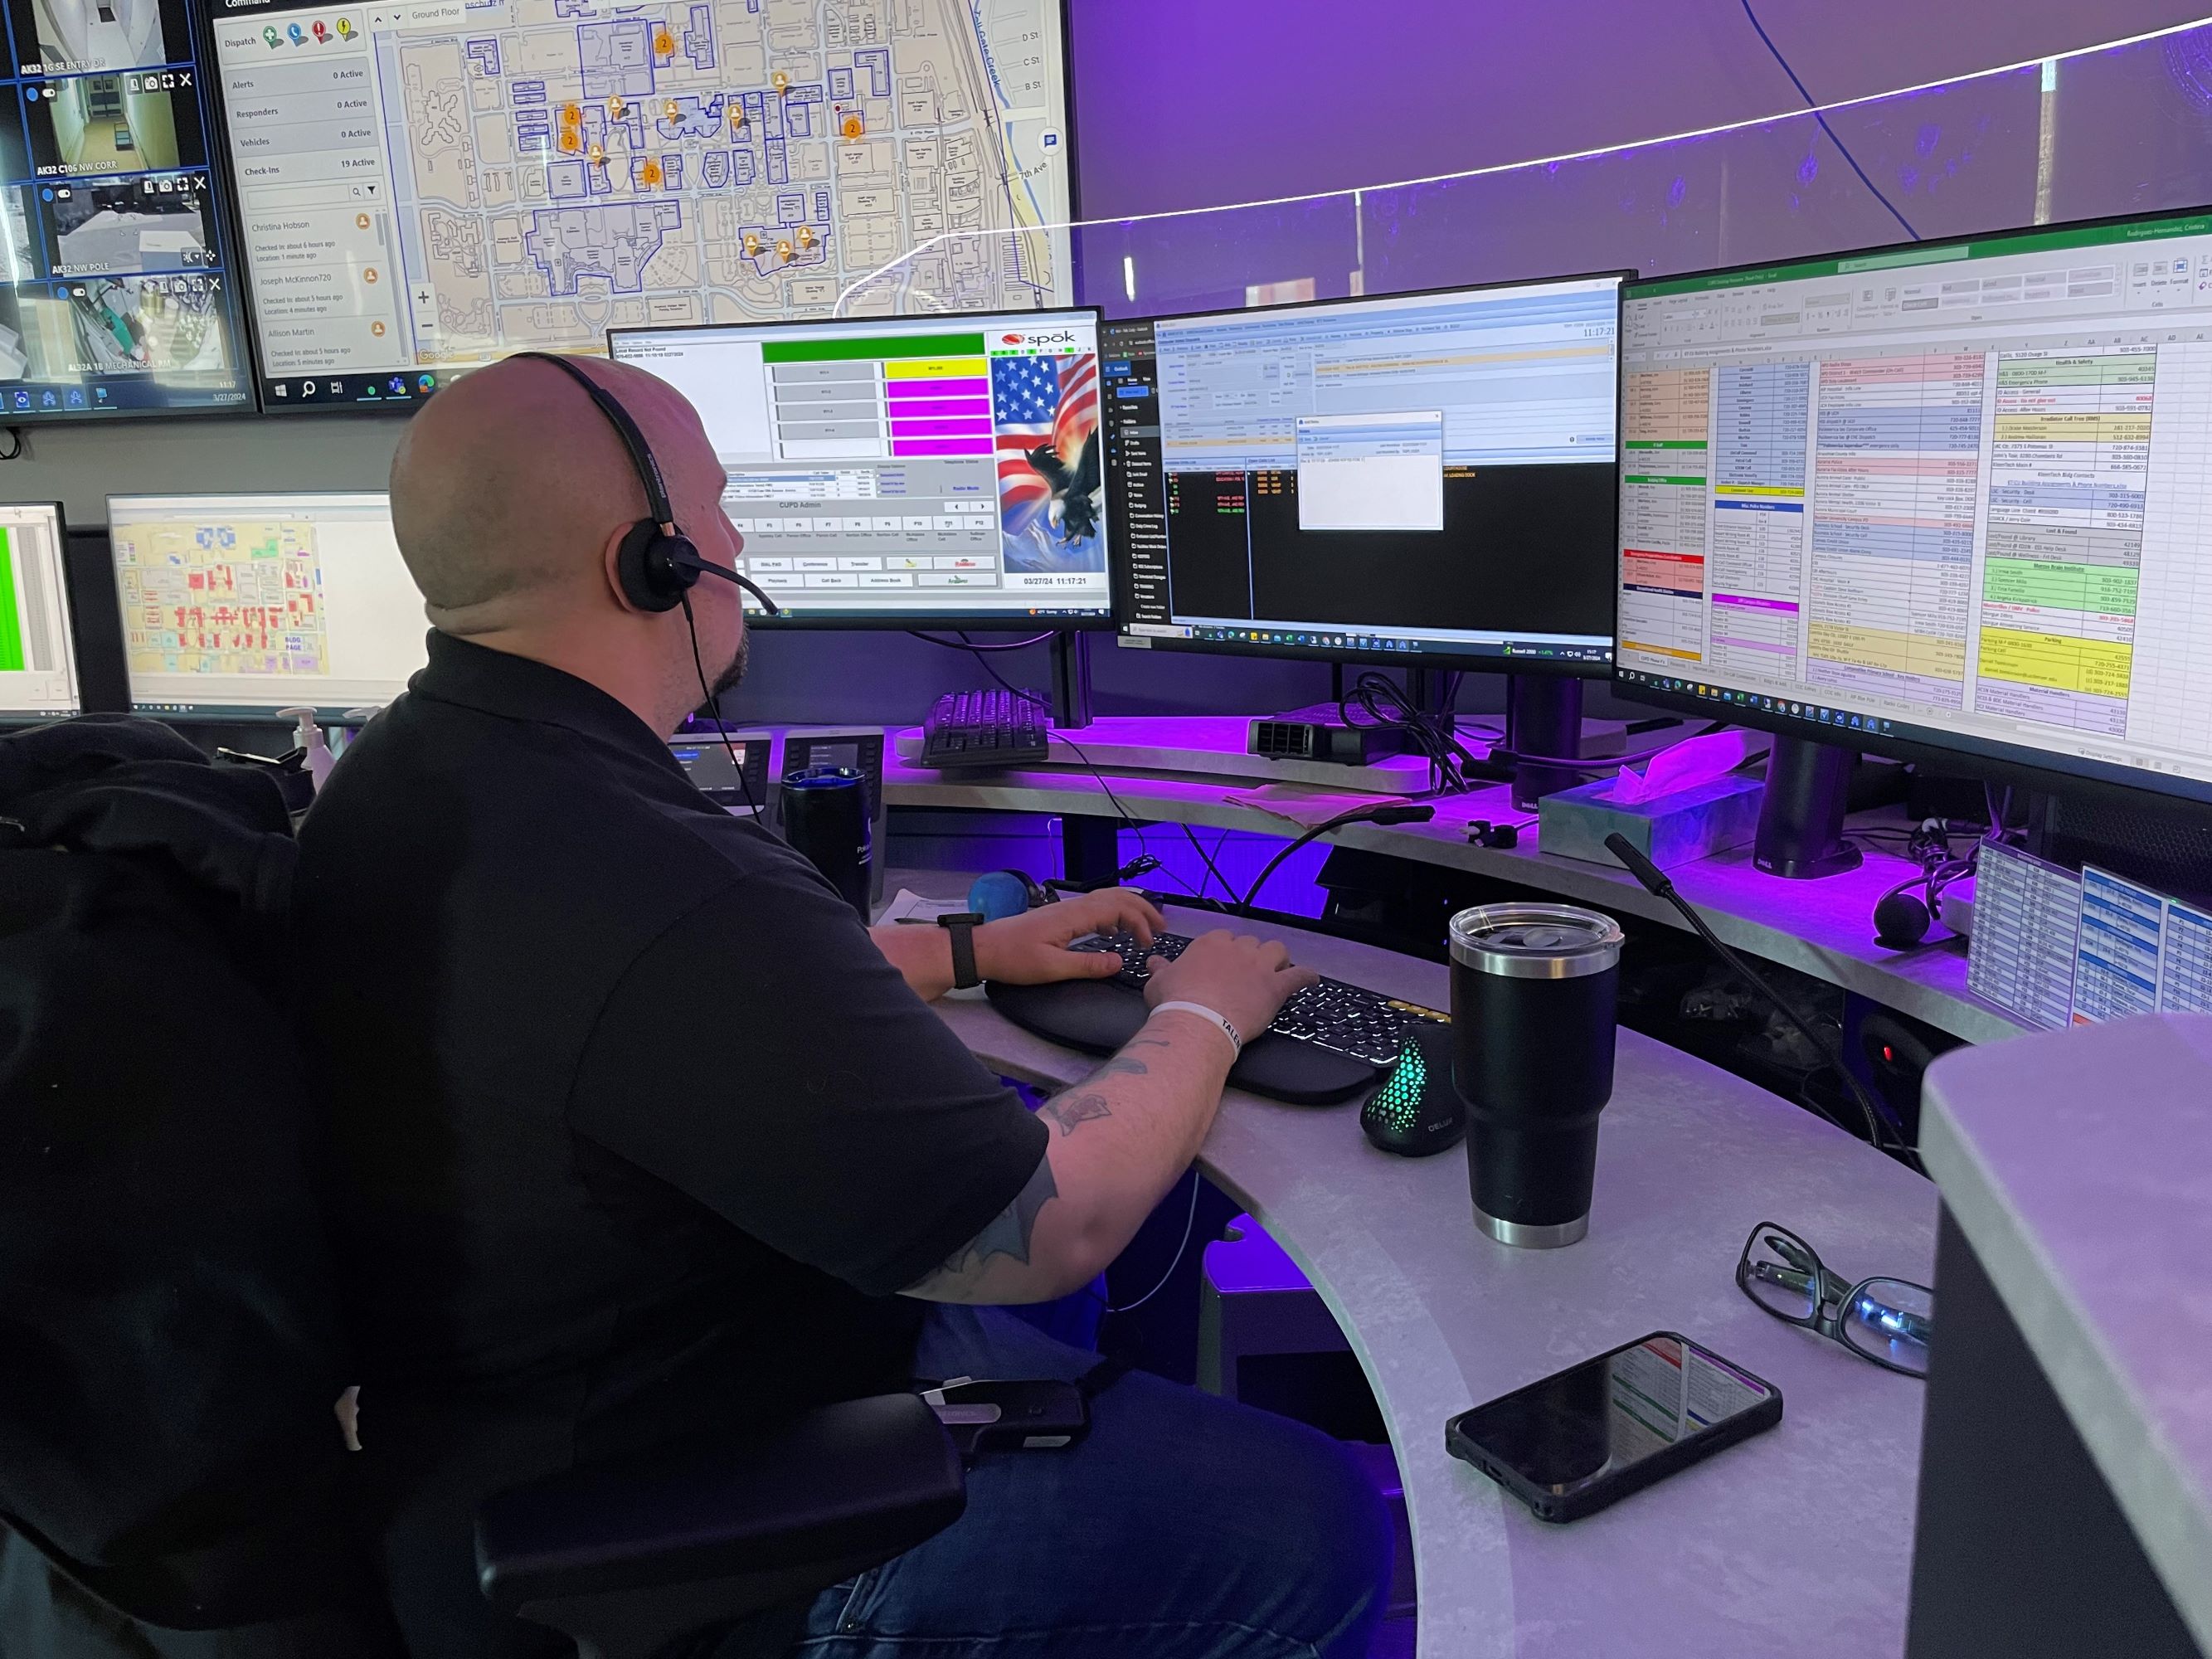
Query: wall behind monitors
0,0,254,418
208,0,1076,412
1615,207,2212,809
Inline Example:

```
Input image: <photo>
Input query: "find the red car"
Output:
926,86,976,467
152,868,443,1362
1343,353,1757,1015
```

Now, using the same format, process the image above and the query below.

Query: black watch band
936,911,985,990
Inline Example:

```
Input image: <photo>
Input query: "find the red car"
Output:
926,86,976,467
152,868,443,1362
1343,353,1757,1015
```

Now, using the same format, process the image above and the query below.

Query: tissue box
1539,772,1766,870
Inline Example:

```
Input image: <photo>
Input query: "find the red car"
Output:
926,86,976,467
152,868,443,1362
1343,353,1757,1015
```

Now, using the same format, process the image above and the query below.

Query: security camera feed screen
0,7,253,419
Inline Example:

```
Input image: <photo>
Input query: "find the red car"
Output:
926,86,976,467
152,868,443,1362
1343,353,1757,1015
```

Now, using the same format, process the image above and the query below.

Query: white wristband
1150,1000,1243,1056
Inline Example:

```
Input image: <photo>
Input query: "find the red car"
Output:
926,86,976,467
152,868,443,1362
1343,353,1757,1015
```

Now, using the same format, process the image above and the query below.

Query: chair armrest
475,1393,964,1659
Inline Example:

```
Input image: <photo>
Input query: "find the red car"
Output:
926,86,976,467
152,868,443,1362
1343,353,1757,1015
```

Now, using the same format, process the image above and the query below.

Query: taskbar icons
1619,670,1898,738
1194,626,1421,654
265,372,440,408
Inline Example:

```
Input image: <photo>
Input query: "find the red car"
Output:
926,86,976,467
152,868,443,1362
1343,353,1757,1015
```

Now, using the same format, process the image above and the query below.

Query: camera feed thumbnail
6,0,187,75
22,69,201,178
42,170,209,275
0,270,229,398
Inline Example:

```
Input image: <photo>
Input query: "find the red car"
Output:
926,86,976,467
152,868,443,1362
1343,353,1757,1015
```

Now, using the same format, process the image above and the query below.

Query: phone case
1443,1332,1784,1523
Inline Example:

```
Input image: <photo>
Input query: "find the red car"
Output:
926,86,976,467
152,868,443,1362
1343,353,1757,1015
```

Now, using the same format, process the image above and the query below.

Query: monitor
206,0,1077,412
0,0,255,420
1106,275,1626,675
0,501,77,717
109,491,427,718
609,309,1114,627
1616,207,2212,808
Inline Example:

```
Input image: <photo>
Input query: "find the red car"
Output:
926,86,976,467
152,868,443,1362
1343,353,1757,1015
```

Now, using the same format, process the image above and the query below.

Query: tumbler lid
1449,902,1624,980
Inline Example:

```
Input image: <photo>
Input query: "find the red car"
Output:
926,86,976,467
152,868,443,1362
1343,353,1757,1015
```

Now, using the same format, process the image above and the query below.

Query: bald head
389,353,710,633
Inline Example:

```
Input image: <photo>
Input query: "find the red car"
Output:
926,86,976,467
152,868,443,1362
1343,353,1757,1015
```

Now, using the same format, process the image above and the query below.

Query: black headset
517,352,781,618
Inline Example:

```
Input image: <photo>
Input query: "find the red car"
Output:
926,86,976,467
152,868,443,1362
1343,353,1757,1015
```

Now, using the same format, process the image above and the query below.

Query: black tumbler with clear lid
1448,902,1626,1248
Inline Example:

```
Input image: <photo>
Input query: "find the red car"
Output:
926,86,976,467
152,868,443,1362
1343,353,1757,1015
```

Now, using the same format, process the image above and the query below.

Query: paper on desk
1609,729,1767,805
878,888,969,925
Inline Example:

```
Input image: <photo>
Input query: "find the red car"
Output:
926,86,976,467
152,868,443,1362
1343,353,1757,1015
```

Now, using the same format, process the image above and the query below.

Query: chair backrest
0,718,386,1634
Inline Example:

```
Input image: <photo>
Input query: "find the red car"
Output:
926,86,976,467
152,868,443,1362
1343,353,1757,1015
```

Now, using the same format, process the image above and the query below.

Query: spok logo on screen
999,329,1081,353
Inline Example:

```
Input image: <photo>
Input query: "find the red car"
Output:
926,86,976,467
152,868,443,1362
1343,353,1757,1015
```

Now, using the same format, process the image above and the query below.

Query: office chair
0,717,965,1659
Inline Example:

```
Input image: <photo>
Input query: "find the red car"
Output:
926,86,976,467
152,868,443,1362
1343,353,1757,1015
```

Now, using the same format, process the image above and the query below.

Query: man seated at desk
293,354,1393,1657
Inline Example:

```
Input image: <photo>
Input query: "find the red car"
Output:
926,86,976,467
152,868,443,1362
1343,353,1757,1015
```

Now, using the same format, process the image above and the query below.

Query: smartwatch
936,910,986,990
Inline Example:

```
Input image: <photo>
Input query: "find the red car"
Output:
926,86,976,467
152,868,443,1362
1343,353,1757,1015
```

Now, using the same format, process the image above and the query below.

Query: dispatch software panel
209,0,1076,411
0,0,254,419
0,503,75,715
611,311,1112,624
1618,210,2212,792
109,492,427,716
1110,276,1621,669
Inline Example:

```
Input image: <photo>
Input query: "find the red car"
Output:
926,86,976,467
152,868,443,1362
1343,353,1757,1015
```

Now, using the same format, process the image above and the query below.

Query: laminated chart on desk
1967,841,2082,1030
2071,866,2165,1025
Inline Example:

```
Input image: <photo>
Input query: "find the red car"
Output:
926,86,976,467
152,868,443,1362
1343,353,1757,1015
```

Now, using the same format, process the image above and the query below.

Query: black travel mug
1449,903,1625,1248
780,765,872,921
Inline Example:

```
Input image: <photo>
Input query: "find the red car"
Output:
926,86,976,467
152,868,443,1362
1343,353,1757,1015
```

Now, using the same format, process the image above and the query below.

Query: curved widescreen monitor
0,0,255,419
1616,207,2212,807
109,491,427,718
207,0,1075,411
1108,275,1626,675
0,500,77,717
610,309,1113,627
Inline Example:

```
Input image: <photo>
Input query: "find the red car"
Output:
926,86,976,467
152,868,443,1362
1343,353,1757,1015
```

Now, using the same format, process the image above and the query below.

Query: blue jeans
785,1306,1394,1659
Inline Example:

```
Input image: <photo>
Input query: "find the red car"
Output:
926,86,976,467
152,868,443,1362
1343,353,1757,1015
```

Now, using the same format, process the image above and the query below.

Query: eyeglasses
1735,1222,1932,1378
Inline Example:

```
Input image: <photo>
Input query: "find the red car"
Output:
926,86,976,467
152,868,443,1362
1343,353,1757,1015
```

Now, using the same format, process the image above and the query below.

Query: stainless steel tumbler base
1474,1208,1588,1249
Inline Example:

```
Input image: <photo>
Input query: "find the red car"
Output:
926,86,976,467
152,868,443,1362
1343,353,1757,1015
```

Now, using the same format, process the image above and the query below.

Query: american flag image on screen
991,353,1103,573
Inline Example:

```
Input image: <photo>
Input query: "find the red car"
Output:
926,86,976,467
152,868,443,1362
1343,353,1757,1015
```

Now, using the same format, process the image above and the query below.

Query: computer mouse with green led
1361,1021,1466,1156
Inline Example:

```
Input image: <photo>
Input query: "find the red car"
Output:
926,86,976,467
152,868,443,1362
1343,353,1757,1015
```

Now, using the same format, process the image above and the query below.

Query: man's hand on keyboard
1145,930,1319,1044
974,888,1167,985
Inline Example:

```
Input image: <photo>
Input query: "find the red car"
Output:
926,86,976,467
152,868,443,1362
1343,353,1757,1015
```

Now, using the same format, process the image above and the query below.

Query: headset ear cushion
616,519,684,612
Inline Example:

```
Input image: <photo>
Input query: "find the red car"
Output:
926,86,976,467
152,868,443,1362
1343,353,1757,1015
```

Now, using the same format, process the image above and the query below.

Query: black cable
950,646,1213,901
1605,832,1914,1164
678,591,761,820
909,629,1057,652
1738,0,1920,241
1101,1168,1202,1315
0,427,23,461
1336,672,1501,795
1240,802,1436,913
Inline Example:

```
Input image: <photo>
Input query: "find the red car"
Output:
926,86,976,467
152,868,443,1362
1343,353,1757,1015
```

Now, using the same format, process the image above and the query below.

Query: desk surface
1923,1015,2212,1652
914,883,1938,1659
881,718,2026,1048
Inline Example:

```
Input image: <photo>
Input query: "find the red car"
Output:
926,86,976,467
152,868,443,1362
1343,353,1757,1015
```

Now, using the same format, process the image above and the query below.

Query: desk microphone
1240,803,1437,913
1602,832,1901,1157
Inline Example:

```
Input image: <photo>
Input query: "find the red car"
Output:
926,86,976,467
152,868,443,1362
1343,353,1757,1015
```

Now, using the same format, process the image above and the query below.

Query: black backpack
0,718,381,1635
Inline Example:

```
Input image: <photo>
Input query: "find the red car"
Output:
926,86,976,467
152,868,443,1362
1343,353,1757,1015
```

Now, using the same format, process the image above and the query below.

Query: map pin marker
335,17,352,37
312,21,327,41
287,22,304,42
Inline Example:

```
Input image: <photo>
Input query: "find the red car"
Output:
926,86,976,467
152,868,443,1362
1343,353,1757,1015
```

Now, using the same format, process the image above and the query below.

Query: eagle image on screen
993,348,1102,575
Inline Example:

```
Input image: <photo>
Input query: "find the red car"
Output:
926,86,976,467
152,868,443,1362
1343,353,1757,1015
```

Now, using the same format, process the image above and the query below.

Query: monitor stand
1050,630,1093,731
1504,674,1585,810
1753,735,1864,879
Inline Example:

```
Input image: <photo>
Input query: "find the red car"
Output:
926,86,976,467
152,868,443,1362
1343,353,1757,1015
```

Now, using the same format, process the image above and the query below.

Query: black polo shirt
293,631,1045,1652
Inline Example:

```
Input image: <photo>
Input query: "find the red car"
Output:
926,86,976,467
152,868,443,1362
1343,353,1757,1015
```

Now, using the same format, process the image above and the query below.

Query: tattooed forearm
1040,1090,1113,1137
905,1155,1059,1297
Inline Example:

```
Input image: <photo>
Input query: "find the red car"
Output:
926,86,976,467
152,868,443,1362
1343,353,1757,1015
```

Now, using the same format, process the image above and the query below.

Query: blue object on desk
970,869,1042,920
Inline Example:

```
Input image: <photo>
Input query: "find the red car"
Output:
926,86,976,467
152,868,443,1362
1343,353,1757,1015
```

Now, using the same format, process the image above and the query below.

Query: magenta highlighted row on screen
888,377,989,401
892,436,997,458
891,416,996,440
1712,593,1801,612
887,397,992,420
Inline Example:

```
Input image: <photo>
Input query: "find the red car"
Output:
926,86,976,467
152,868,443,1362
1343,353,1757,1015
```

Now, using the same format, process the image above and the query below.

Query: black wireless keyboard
920,688,1051,768
1071,930,1447,1067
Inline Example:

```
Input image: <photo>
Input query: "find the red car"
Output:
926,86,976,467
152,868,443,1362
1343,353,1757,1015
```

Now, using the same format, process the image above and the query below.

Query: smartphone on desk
1445,1332,1782,1523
